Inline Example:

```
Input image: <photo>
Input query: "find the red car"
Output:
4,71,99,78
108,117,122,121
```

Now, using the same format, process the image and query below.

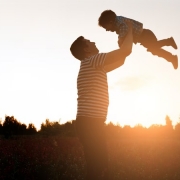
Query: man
70,22,133,180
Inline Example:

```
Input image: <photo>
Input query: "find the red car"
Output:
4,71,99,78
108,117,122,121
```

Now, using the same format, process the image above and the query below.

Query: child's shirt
115,16,143,43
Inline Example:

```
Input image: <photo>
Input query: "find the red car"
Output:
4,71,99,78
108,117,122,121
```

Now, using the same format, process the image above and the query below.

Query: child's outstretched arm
117,19,132,47
118,36,125,47
104,21,133,72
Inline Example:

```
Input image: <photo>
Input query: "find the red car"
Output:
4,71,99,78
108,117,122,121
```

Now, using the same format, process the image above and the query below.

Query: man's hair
98,10,117,27
70,36,87,60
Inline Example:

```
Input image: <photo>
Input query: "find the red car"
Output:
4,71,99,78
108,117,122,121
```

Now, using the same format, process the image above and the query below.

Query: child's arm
118,36,125,47
104,21,133,73
118,19,133,47
117,17,132,47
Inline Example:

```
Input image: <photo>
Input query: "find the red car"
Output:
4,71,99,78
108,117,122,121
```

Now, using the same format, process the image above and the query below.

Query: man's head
98,10,117,32
70,36,99,60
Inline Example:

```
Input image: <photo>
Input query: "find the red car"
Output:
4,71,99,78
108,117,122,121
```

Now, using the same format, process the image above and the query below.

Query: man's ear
83,47,90,53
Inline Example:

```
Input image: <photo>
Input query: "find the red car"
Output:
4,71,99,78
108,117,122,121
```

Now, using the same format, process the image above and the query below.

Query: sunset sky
0,0,180,130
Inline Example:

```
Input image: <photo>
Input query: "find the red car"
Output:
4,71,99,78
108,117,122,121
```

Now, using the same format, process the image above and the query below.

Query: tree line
0,115,180,139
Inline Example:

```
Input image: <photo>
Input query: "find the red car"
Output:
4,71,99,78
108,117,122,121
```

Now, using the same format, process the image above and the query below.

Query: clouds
110,76,152,91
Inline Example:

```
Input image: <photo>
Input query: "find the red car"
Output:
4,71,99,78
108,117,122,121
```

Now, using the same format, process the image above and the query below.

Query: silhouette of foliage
40,119,60,136
27,123,37,135
39,119,76,136
174,118,180,138
1,114,180,140
0,120,3,134
1,114,180,179
1,116,37,138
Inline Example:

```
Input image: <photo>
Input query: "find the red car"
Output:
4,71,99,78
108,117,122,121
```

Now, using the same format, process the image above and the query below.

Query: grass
0,135,180,180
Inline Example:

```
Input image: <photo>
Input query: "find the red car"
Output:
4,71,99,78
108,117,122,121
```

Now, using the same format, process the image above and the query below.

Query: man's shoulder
85,53,107,60
81,53,107,71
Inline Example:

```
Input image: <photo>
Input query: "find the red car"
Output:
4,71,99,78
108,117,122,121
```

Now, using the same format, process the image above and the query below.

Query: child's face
103,21,115,32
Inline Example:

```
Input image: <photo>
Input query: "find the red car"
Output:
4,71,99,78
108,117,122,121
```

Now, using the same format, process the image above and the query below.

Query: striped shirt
76,53,109,119
115,16,143,43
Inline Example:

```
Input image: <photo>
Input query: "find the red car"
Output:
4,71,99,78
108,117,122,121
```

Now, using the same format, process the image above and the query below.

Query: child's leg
157,37,177,49
138,29,177,49
138,29,178,69
147,48,178,69
137,29,158,48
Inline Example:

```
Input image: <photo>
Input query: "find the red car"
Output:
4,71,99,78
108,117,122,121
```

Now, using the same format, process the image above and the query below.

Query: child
98,10,178,69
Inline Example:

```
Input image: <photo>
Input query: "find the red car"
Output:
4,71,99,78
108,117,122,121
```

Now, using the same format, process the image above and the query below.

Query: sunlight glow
107,81,170,128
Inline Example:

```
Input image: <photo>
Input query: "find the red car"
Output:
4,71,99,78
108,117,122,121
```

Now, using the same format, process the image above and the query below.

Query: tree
0,120,3,135
174,116,180,138
2,115,35,137
3,116,20,138
40,119,54,136
165,115,173,138
165,115,173,128
27,123,37,135
39,119,76,136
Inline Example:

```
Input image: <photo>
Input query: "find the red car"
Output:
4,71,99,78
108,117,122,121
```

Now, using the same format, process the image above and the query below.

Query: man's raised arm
104,22,133,72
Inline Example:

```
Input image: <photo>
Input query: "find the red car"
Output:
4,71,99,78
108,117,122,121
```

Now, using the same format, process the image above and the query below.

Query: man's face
83,39,99,55
103,21,115,32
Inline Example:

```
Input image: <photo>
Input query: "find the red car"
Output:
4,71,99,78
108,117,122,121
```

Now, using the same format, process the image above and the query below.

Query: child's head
98,10,117,32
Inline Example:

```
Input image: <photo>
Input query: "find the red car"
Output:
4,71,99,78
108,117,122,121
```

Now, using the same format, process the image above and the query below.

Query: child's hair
98,10,117,27
70,36,88,60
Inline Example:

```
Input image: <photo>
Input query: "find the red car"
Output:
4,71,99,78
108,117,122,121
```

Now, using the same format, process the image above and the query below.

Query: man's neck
86,52,98,58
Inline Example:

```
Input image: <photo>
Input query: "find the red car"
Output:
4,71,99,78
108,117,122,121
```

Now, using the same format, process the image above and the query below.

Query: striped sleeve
89,53,107,69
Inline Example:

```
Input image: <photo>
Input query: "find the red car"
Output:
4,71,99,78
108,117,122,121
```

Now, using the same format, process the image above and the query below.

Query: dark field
1,136,180,180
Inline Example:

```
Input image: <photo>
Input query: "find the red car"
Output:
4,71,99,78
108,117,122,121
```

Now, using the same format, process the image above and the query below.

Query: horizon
0,114,179,131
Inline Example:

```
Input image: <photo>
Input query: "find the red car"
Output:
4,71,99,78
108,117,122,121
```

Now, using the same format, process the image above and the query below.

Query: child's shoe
171,55,178,69
170,37,178,49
